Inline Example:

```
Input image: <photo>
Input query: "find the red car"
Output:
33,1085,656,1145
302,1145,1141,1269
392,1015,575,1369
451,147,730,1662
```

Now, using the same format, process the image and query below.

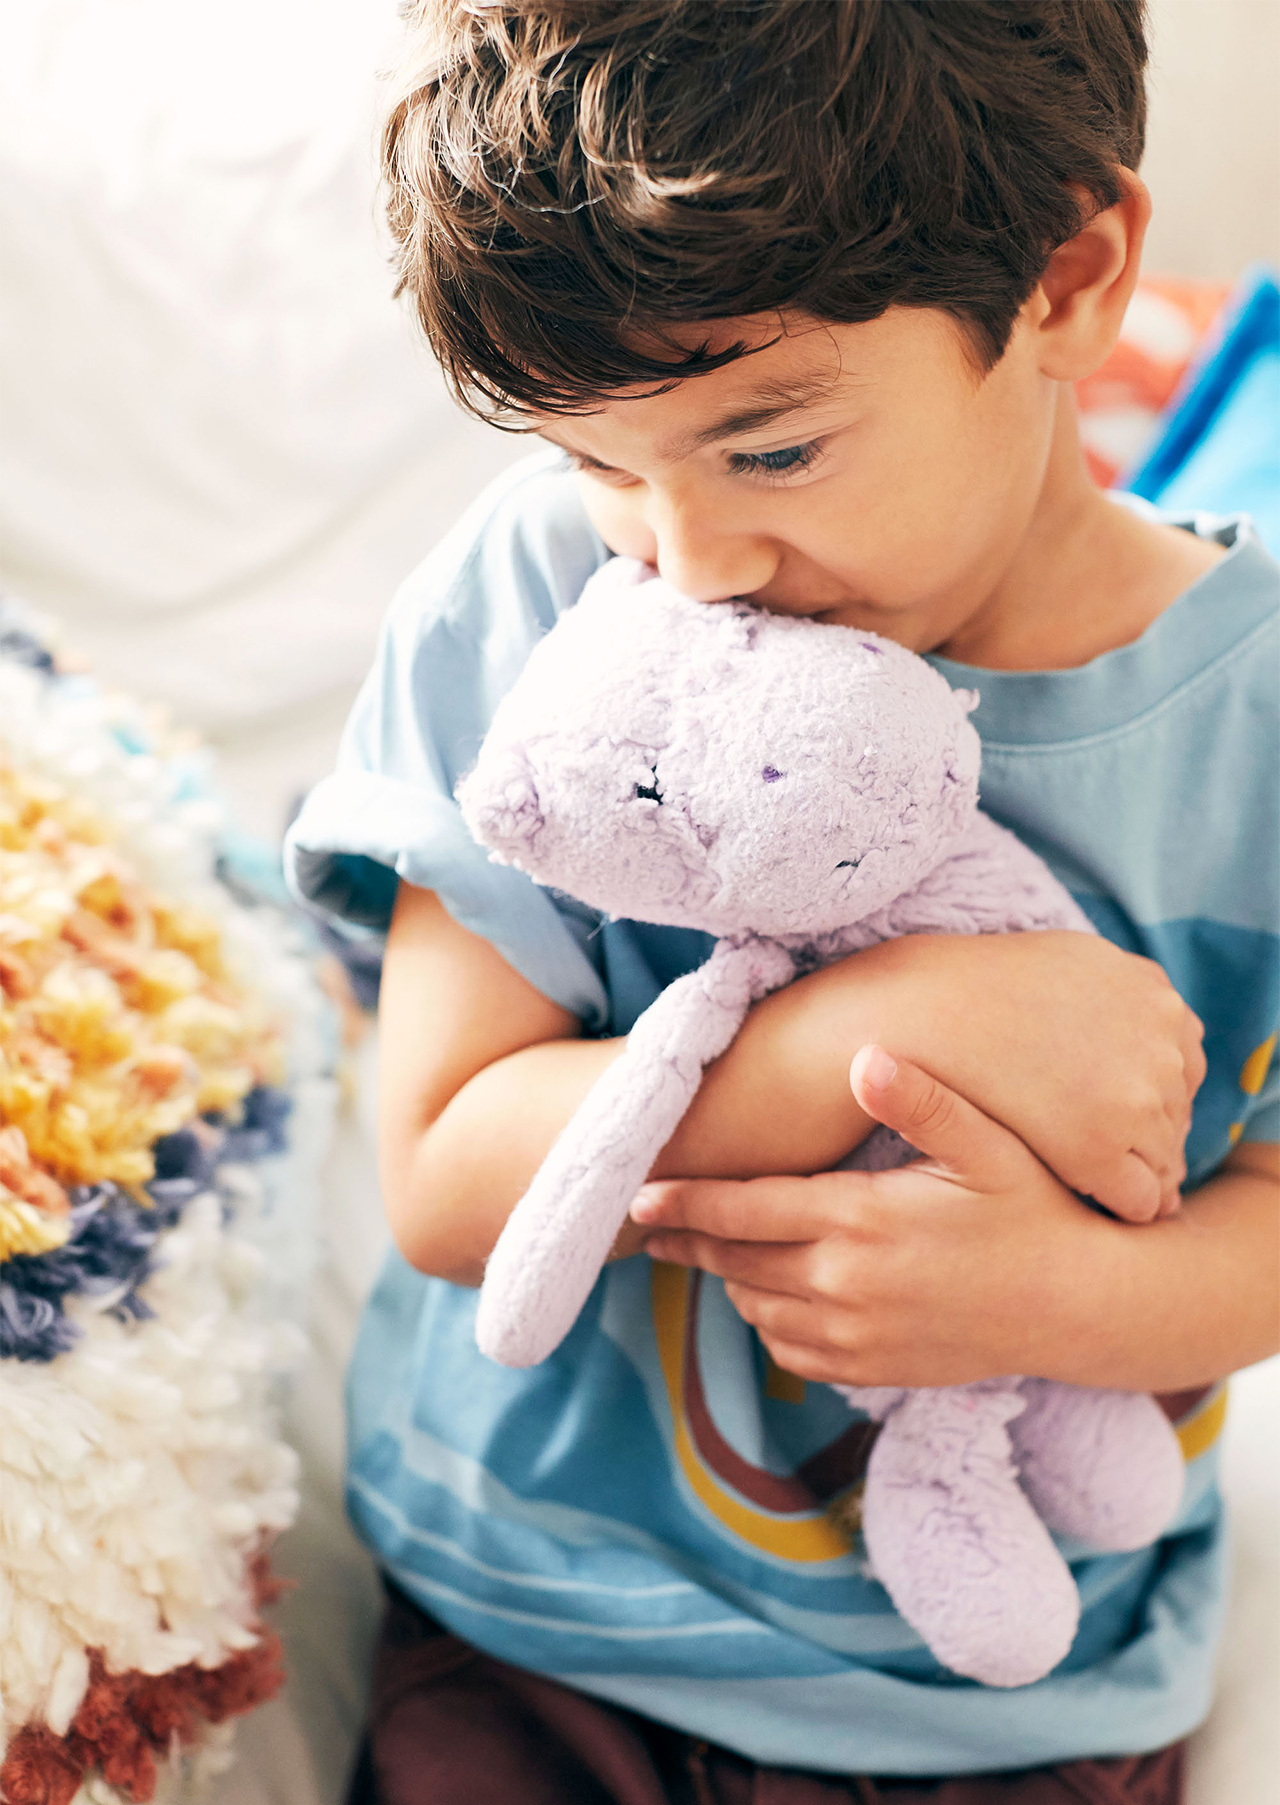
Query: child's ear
1028,170,1150,385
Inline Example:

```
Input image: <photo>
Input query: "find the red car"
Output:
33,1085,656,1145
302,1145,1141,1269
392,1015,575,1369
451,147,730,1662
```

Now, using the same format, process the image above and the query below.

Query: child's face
536,305,1062,658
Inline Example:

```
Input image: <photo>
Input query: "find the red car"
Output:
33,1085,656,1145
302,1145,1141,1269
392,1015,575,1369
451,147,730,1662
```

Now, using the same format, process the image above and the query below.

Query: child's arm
633,1049,1280,1393
379,882,1202,1283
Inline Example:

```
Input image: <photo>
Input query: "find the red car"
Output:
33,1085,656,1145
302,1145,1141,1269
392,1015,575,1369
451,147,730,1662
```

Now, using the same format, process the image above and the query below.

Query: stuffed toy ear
957,688,980,714
457,743,545,869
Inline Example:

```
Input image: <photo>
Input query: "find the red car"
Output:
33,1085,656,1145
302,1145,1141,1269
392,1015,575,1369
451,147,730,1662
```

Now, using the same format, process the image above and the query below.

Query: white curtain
0,0,518,756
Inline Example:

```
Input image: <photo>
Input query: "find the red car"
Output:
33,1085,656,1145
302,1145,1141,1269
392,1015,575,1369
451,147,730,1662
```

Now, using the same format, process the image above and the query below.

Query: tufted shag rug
0,599,335,1804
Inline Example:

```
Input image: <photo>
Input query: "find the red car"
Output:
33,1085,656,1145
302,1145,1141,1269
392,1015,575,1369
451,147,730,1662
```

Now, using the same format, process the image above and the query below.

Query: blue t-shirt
286,450,1279,1775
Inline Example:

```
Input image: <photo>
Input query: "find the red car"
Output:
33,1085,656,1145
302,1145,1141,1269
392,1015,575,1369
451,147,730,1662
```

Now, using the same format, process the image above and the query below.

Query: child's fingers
1178,1006,1208,1101
723,1281,851,1347
849,1045,1029,1191
642,1231,813,1297
747,1331,865,1389
1087,1150,1164,1223
631,1174,837,1240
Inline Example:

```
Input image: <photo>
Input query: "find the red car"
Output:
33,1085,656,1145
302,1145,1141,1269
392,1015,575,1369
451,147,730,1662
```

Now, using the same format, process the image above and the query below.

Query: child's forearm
394,929,1200,1283
392,939,928,1282
391,1035,625,1284
1044,1144,1279,1392
662,929,1200,1219
387,995,877,1285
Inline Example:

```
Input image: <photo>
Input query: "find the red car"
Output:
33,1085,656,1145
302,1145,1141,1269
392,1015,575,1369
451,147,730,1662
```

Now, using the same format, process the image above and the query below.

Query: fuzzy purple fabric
457,559,1185,1688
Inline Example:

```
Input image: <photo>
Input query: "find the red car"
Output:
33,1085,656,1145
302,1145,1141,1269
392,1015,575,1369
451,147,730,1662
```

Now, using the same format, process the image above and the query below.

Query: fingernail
860,1045,898,1090
630,1187,661,1222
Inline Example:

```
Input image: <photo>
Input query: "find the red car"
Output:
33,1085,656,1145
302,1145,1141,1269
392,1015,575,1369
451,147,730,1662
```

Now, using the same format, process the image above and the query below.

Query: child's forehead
533,308,966,461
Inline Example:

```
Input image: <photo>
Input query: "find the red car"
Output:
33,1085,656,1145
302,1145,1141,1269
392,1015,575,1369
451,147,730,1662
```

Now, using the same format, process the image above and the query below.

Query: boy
286,3,1279,1800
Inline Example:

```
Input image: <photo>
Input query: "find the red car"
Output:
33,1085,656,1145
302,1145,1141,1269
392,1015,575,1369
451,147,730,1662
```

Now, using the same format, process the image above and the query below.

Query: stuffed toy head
458,560,980,940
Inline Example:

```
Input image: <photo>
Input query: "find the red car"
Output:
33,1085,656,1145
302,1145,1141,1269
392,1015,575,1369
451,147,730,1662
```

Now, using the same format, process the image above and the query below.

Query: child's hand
844,931,1205,1221
632,1045,1137,1390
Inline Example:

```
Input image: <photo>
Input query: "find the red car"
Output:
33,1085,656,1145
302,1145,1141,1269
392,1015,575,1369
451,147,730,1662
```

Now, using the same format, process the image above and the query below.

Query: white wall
1142,0,1280,277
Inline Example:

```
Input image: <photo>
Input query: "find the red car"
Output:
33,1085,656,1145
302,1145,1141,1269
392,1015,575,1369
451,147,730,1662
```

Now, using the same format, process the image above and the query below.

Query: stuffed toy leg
476,935,795,1367
842,1377,1185,1688
835,1129,1185,1687
1010,1377,1187,1550
845,1382,1081,1688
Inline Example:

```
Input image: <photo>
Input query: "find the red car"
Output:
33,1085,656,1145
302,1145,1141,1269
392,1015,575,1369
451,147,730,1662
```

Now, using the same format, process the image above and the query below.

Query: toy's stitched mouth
835,858,862,871
635,765,663,804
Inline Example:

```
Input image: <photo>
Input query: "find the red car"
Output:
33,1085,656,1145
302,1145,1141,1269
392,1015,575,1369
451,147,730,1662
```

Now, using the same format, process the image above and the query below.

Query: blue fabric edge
1126,266,1280,500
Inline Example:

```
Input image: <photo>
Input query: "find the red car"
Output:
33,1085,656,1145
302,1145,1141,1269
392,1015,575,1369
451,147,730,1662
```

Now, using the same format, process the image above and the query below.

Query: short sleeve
283,450,614,1030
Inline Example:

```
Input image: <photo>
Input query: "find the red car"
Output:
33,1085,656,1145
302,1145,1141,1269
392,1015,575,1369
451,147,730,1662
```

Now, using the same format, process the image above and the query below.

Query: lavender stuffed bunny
456,558,1184,1689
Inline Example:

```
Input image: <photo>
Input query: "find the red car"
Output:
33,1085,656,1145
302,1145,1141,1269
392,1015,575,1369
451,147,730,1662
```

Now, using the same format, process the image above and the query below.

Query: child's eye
564,452,639,489
726,440,823,481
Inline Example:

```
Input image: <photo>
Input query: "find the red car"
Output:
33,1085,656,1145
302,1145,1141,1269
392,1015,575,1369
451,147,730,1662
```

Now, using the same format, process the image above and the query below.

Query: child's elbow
380,1137,488,1289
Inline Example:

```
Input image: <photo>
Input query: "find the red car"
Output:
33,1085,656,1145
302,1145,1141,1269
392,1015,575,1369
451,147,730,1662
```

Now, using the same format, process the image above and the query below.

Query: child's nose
652,520,780,604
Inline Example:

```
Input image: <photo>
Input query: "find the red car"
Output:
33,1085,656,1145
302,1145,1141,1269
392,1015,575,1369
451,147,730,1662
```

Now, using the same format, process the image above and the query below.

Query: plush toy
456,557,1185,1690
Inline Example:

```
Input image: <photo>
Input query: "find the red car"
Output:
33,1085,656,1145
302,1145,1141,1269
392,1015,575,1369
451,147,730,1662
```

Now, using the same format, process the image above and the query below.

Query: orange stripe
1175,1385,1228,1464
1240,1034,1276,1096
650,1262,852,1562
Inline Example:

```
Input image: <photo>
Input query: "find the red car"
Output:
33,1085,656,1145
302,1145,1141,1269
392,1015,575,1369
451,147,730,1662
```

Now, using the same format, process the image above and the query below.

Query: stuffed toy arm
475,936,794,1367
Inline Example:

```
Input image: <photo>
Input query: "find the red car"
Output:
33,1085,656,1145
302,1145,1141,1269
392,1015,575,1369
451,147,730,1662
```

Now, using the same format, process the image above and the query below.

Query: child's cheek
577,477,653,564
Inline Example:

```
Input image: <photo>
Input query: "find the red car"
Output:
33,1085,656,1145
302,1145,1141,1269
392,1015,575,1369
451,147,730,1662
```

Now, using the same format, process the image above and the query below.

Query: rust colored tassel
0,1606,285,1804
0,1722,83,1805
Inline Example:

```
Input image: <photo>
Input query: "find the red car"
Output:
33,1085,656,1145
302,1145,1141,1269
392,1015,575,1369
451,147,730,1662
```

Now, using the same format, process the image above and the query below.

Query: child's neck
936,390,1225,673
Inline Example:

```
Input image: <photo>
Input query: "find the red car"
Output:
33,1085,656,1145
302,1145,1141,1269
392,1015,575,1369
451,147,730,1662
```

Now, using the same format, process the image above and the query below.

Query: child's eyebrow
541,374,847,469
669,376,839,458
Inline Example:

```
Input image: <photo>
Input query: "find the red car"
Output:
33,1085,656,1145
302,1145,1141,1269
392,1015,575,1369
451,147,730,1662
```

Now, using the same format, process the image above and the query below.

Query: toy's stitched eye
635,766,663,804
835,858,861,871
761,766,784,783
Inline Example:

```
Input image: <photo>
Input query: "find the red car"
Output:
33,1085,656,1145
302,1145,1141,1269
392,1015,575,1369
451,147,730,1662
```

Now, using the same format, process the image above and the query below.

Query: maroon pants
347,1583,1184,1805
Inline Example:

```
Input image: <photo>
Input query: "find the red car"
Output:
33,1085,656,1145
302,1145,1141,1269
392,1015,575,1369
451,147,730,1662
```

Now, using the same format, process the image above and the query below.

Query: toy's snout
457,743,545,867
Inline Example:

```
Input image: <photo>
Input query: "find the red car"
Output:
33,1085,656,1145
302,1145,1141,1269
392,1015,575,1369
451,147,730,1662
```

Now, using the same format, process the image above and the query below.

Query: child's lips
746,590,859,618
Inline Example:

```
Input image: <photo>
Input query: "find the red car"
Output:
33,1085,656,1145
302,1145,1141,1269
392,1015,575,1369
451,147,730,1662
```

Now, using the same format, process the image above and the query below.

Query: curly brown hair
383,0,1148,421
